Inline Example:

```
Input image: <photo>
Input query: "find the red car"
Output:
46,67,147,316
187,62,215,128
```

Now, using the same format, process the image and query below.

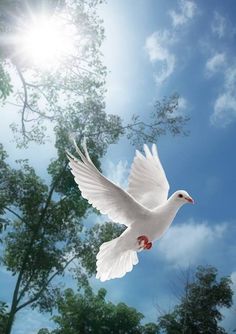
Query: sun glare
19,15,76,68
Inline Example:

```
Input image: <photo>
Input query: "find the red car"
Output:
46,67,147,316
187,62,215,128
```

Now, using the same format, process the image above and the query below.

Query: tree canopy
38,285,159,334
0,0,189,148
36,266,234,334
158,266,233,334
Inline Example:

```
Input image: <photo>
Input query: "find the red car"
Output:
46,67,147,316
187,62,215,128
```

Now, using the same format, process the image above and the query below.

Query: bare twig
4,206,24,222
15,65,30,141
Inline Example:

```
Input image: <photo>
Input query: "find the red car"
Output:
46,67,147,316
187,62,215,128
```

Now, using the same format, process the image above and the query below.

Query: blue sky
1,0,236,333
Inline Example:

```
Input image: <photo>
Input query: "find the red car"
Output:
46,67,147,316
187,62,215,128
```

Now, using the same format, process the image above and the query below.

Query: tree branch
15,65,30,141
39,162,69,224
14,65,56,143
16,269,36,304
84,120,164,139
16,255,77,312
4,206,24,222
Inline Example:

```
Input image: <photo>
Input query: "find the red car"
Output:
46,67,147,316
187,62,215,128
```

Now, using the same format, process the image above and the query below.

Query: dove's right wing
127,144,170,210
67,141,151,227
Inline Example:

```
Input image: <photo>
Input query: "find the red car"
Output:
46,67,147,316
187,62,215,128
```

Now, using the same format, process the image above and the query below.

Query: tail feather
96,237,139,282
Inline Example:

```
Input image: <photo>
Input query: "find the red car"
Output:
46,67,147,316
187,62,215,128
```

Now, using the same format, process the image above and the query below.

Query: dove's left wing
67,141,151,227
127,144,169,210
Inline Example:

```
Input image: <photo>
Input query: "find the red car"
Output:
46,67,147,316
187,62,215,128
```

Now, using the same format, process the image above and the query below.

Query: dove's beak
185,196,194,204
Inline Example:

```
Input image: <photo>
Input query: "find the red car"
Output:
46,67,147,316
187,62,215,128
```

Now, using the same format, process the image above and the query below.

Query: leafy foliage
38,285,159,334
0,63,13,100
0,301,8,333
127,93,189,148
0,1,188,147
0,0,107,146
158,266,233,334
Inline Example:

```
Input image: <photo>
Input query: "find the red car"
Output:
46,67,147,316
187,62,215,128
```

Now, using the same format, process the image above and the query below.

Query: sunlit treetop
0,0,109,146
0,0,104,71
18,14,77,69
0,0,188,151
2,6,88,70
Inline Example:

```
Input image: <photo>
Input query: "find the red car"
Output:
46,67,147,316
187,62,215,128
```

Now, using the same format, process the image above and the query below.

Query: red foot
145,242,152,249
137,235,152,250
137,235,148,244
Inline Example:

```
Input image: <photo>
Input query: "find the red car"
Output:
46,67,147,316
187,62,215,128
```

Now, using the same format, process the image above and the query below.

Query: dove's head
174,190,194,204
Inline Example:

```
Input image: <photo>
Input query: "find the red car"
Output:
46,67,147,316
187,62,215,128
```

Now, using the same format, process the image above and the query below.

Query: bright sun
19,15,76,68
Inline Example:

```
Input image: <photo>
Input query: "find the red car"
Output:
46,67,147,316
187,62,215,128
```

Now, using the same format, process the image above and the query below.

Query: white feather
127,144,169,209
67,149,150,227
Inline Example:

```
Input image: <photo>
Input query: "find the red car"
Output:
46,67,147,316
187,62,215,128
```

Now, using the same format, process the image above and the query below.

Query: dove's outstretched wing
127,144,169,210
67,141,150,227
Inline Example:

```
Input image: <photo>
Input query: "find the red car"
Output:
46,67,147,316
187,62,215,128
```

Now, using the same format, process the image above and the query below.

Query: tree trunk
4,163,69,334
5,270,23,334
5,306,16,334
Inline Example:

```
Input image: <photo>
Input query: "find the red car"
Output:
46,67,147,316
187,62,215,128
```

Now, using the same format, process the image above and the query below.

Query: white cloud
211,66,236,127
106,160,129,189
212,94,236,127
158,220,227,267
205,53,226,75
145,31,176,84
169,0,197,27
211,11,226,38
145,1,197,85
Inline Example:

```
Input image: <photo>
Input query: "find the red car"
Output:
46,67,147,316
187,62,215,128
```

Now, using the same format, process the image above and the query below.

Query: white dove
67,141,194,282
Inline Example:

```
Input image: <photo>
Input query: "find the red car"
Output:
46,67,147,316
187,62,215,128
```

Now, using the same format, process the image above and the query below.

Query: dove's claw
137,235,152,250
137,235,148,244
145,242,152,249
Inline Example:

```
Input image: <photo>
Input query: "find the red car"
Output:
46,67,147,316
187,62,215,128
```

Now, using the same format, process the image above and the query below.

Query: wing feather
67,141,150,226
127,144,169,209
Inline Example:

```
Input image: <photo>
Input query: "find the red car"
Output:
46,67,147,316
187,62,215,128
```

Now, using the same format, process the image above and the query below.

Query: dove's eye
178,194,183,198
